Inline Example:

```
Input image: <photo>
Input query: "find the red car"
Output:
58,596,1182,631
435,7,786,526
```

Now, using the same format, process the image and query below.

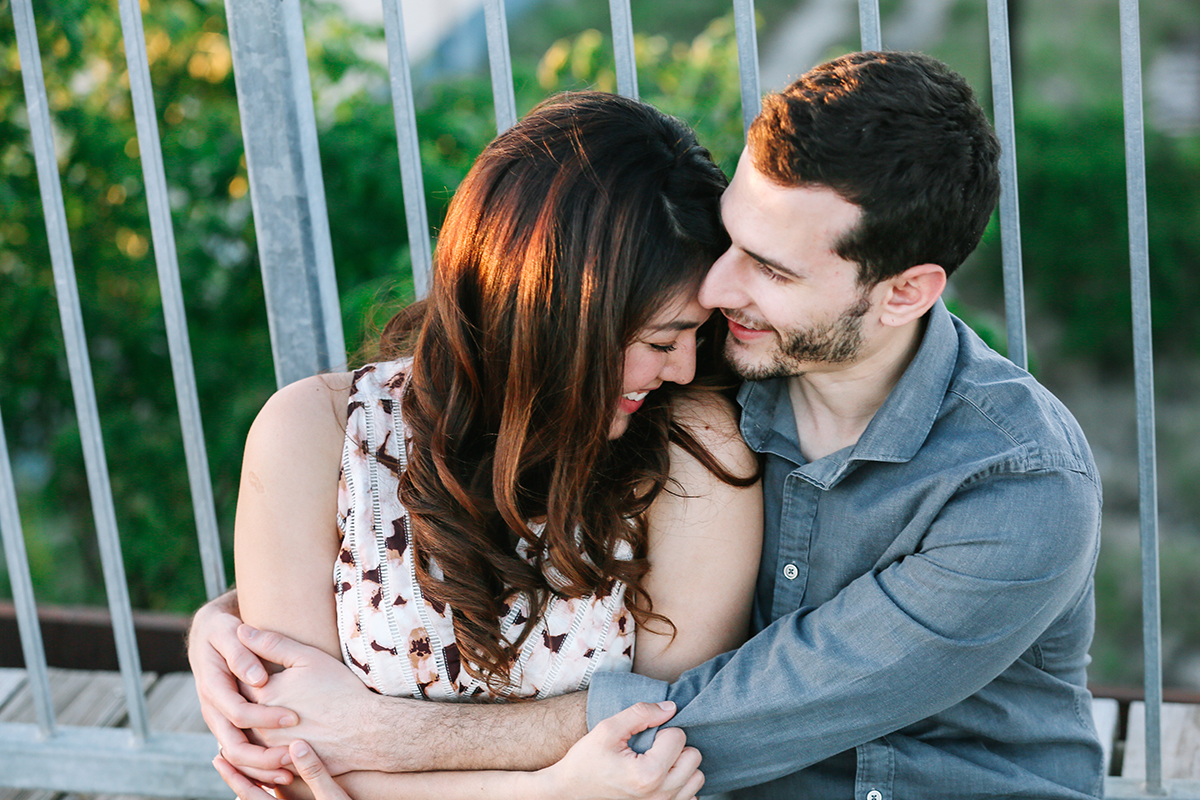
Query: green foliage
533,16,747,173
1011,108,1200,368
2,0,267,610
0,1,751,614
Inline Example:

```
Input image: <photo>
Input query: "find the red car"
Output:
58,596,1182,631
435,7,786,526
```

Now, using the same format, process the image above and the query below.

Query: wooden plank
0,669,156,800
1093,696,1121,775
1124,701,1200,780
92,672,223,800
0,669,26,709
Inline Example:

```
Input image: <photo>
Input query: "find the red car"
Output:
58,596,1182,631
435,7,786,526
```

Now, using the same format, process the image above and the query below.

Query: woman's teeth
623,391,649,401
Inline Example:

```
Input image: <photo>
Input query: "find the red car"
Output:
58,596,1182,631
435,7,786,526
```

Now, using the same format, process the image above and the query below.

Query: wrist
362,694,429,773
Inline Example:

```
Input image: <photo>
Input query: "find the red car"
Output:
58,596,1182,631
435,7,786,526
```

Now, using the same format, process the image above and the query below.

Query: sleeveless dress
334,360,636,701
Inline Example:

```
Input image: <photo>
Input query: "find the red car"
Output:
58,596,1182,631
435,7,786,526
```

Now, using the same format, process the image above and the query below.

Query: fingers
191,598,269,688
203,665,297,731
213,754,280,800
289,741,352,800
238,624,320,671
200,702,293,778
665,747,704,800
592,700,678,747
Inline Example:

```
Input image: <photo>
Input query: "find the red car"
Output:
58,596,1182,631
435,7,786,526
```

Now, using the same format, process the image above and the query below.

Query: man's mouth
724,313,772,341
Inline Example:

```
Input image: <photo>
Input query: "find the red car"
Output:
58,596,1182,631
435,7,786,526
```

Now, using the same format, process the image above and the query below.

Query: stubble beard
725,291,872,381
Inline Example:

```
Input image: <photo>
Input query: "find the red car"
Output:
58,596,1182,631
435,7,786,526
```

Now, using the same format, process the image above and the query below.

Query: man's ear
876,263,946,328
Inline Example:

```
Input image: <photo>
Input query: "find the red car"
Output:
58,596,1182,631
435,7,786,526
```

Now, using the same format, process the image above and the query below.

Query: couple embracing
191,51,1103,800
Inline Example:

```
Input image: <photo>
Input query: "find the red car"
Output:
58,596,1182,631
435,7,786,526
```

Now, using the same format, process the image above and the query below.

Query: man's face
698,149,880,381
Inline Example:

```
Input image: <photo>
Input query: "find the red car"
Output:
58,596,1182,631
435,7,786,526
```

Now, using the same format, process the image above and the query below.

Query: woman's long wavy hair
378,92,740,691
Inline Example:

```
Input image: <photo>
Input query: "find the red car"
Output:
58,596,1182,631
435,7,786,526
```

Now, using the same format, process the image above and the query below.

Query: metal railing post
484,0,518,133
0,410,55,737
858,0,883,51
1118,0,1164,793
733,0,761,137
380,0,434,299
609,0,638,100
114,0,225,600
11,0,151,741
225,0,346,388
986,0,1028,370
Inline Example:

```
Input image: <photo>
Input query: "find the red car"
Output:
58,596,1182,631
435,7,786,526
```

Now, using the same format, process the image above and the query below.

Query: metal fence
0,0,1191,796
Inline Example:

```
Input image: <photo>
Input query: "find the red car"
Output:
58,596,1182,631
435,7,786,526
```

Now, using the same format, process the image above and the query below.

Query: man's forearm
359,689,588,773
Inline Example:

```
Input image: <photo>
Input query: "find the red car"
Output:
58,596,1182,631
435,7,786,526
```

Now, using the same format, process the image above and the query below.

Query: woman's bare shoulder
246,372,353,462
669,389,757,478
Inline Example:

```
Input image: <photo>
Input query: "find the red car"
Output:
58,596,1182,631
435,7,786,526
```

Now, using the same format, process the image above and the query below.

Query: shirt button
867,791,883,800
783,563,799,580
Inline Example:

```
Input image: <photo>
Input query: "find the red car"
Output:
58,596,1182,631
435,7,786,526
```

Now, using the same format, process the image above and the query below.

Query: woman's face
609,291,712,439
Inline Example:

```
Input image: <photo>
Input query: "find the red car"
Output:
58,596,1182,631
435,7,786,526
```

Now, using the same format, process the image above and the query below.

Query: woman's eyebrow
648,318,707,332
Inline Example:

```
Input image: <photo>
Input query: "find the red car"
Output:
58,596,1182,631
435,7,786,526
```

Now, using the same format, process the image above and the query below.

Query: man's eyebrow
742,246,804,280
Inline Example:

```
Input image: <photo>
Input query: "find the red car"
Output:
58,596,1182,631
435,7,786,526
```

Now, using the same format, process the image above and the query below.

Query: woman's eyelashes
648,342,678,353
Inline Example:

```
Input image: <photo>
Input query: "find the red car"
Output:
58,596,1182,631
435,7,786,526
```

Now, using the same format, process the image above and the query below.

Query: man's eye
756,261,788,283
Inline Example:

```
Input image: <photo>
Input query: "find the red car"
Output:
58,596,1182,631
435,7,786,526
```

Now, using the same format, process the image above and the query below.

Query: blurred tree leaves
0,0,749,613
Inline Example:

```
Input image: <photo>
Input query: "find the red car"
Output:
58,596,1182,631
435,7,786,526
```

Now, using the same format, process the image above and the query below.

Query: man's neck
788,317,927,463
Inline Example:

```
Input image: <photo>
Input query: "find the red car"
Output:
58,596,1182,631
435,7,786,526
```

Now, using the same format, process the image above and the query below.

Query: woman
204,92,761,799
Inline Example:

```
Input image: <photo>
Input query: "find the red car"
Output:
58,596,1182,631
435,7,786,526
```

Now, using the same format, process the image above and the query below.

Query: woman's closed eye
648,342,678,353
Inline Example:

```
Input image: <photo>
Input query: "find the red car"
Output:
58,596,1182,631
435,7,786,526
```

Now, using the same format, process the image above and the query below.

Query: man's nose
699,247,742,310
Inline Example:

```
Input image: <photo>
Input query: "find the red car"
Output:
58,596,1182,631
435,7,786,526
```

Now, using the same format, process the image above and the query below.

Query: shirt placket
769,470,818,622
855,737,895,800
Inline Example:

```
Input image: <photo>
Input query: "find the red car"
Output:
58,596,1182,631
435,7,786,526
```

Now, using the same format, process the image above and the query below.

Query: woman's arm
634,391,762,682
233,373,348,661
217,703,704,800
228,376,705,800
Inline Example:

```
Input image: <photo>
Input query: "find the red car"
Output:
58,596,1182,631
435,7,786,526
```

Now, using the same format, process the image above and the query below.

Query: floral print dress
334,360,636,700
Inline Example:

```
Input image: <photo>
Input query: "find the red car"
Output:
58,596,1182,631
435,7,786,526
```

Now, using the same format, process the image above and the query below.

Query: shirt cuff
586,671,671,754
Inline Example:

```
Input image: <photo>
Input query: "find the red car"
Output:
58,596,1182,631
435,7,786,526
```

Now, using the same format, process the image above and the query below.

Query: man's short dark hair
748,51,1001,284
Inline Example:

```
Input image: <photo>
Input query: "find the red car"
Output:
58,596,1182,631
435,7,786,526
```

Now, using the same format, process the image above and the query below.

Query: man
192,51,1103,798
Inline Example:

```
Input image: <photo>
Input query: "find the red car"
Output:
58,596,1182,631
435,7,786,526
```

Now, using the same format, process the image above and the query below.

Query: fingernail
292,741,310,758
657,701,675,711
247,666,266,684
281,752,292,766
240,625,258,639
280,713,298,727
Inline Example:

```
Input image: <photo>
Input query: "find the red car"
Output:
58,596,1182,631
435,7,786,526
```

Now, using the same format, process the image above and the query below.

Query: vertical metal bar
225,0,346,389
609,0,638,100
858,0,883,51
733,0,761,137
986,0,1028,370
0,410,55,737
1119,0,1163,792
11,0,151,741
483,0,517,133
115,0,225,600
380,0,433,300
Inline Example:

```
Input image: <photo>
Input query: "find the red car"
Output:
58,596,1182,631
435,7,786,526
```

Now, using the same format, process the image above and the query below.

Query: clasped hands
189,597,706,800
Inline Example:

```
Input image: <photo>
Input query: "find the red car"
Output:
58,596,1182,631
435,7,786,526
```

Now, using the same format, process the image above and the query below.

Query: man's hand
187,591,297,785
234,624,400,775
237,624,592,775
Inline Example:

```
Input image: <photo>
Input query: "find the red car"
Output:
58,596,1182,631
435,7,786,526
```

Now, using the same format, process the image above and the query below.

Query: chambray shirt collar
737,299,958,476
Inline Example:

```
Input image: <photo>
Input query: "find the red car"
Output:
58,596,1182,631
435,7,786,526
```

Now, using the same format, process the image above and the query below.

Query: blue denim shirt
587,301,1104,799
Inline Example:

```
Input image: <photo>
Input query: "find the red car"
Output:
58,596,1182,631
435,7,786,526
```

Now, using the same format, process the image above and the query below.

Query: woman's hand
536,701,705,800
215,740,347,800
188,590,296,785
